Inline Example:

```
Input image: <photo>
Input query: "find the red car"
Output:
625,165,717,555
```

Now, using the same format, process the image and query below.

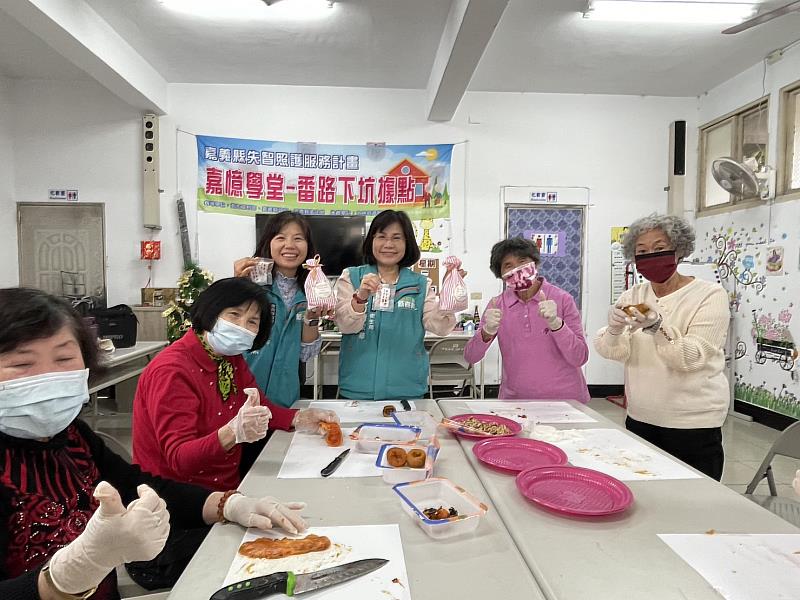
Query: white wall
165,84,697,385
693,43,800,420
0,76,17,286
0,77,696,385
5,79,150,305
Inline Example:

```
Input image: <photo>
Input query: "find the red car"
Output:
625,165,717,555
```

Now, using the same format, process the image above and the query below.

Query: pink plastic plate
515,466,634,516
473,438,568,474
449,413,522,439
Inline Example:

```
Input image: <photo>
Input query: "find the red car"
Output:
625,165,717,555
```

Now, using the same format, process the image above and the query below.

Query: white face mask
0,369,89,439
206,318,257,356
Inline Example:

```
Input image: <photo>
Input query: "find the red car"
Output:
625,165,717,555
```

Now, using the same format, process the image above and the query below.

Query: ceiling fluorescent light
263,0,335,18
159,0,267,19
583,1,757,24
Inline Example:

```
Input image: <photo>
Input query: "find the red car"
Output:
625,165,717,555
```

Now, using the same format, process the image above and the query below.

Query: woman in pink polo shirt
464,238,589,402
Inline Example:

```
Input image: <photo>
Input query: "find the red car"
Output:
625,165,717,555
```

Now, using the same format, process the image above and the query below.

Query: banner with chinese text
197,135,453,219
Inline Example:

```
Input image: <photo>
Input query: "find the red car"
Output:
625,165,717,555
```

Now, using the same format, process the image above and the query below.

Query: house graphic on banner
386,159,431,205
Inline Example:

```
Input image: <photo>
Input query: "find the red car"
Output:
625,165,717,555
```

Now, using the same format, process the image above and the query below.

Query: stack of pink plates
515,466,634,516
472,437,568,474
449,413,522,439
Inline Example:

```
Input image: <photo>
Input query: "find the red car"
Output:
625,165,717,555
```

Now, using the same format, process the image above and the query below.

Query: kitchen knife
320,448,350,477
209,558,389,599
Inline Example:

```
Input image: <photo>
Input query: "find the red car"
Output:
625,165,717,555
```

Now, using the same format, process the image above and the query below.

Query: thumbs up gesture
47,481,170,594
227,388,271,444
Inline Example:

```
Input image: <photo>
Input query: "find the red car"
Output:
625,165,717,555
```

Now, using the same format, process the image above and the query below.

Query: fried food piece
239,534,331,560
423,506,458,520
461,417,511,436
405,448,426,468
386,447,407,467
622,303,651,317
382,405,396,417
320,422,343,447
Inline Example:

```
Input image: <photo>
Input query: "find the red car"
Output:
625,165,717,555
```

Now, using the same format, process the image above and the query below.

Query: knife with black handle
320,448,350,477
209,558,388,599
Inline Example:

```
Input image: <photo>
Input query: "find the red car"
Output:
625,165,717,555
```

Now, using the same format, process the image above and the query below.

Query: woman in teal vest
234,211,329,407
334,210,460,400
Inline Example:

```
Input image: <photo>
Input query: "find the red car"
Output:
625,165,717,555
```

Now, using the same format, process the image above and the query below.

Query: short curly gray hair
621,214,695,261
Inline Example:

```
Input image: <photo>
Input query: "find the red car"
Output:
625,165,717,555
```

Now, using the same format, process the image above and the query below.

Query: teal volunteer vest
338,265,429,400
245,284,307,407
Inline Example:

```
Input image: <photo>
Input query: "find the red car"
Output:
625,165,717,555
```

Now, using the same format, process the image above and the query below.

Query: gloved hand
293,408,340,434
48,482,170,595
793,469,799,497
227,388,271,444
223,494,308,535
607,305,628,334
625,304,660,331
482,308,502,336
538,299,562,331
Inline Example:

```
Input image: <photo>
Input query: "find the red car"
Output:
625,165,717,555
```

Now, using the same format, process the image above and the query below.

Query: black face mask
634,250,677,284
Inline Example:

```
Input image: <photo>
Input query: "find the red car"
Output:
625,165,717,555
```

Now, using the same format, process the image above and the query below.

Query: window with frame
698,99,768,212
779,82,800,195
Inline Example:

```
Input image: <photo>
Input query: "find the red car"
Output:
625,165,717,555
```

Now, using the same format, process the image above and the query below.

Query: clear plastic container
391,410,439,442
350,423,421,454
392,477,488,539
375,440,440,485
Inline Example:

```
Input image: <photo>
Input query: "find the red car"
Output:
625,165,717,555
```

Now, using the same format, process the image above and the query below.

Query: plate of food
447,413,522,439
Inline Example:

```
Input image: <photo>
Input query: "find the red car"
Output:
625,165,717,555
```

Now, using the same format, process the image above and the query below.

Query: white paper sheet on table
223,524,411,600
278,428,381,479
465,401,596,424
309,400,416,423
546,428,702,480
659,534,800,600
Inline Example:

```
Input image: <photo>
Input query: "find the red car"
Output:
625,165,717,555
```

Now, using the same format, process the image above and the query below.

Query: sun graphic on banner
416,148,438,161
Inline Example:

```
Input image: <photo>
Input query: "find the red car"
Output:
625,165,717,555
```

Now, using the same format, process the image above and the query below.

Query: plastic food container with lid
392,477,488,539
349,423,421,454
391,410,439,442
375,439,440,485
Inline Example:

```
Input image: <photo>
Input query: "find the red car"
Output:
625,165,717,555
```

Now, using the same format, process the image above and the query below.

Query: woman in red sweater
133,277,337,492
0,288,309,600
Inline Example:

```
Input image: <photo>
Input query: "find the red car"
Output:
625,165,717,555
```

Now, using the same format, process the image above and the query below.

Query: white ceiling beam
1,0,168,114
425,0,510,122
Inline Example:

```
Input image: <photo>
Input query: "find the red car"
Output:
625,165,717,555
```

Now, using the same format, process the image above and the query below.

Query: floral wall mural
694,202,799,420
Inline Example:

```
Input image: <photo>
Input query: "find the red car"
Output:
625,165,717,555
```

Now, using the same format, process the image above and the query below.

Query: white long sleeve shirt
594,278,730,429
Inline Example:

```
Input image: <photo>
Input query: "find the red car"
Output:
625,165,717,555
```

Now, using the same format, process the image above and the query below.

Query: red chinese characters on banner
339,176,356,204
396,176,416,204
205,167,223,195
265,173,285,202
225,169,244,198
317,176,336,204
246,172,264,200
297,175,316,203
358,177,376,204
378,176,397,205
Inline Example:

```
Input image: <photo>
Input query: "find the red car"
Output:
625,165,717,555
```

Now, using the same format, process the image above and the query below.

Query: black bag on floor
92,304,138,348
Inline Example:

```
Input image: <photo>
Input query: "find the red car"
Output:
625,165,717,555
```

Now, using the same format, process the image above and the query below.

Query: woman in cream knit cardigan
594,214,730,480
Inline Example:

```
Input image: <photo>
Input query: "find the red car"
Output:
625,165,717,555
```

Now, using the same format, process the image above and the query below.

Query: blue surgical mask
0,369,89,439
206,317,257,356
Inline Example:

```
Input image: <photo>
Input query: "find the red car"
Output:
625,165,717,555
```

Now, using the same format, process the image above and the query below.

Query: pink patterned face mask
502,261,538,291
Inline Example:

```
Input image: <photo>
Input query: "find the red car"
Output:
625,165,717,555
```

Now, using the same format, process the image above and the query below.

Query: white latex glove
482,308,502,336
607,305,628,334
223,494,308,535
227,388,271,444
293,408,340,434
48,482,170,595
793,469,800,497
538,299,562,331
625,304,660,331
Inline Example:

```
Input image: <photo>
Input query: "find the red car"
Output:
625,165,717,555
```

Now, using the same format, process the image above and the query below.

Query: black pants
125,526,209,590
625,416,724,481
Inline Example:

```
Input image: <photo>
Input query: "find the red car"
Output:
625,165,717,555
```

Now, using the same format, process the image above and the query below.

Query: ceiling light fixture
261,0,336,18
159,0,267,19
582,1,757,24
